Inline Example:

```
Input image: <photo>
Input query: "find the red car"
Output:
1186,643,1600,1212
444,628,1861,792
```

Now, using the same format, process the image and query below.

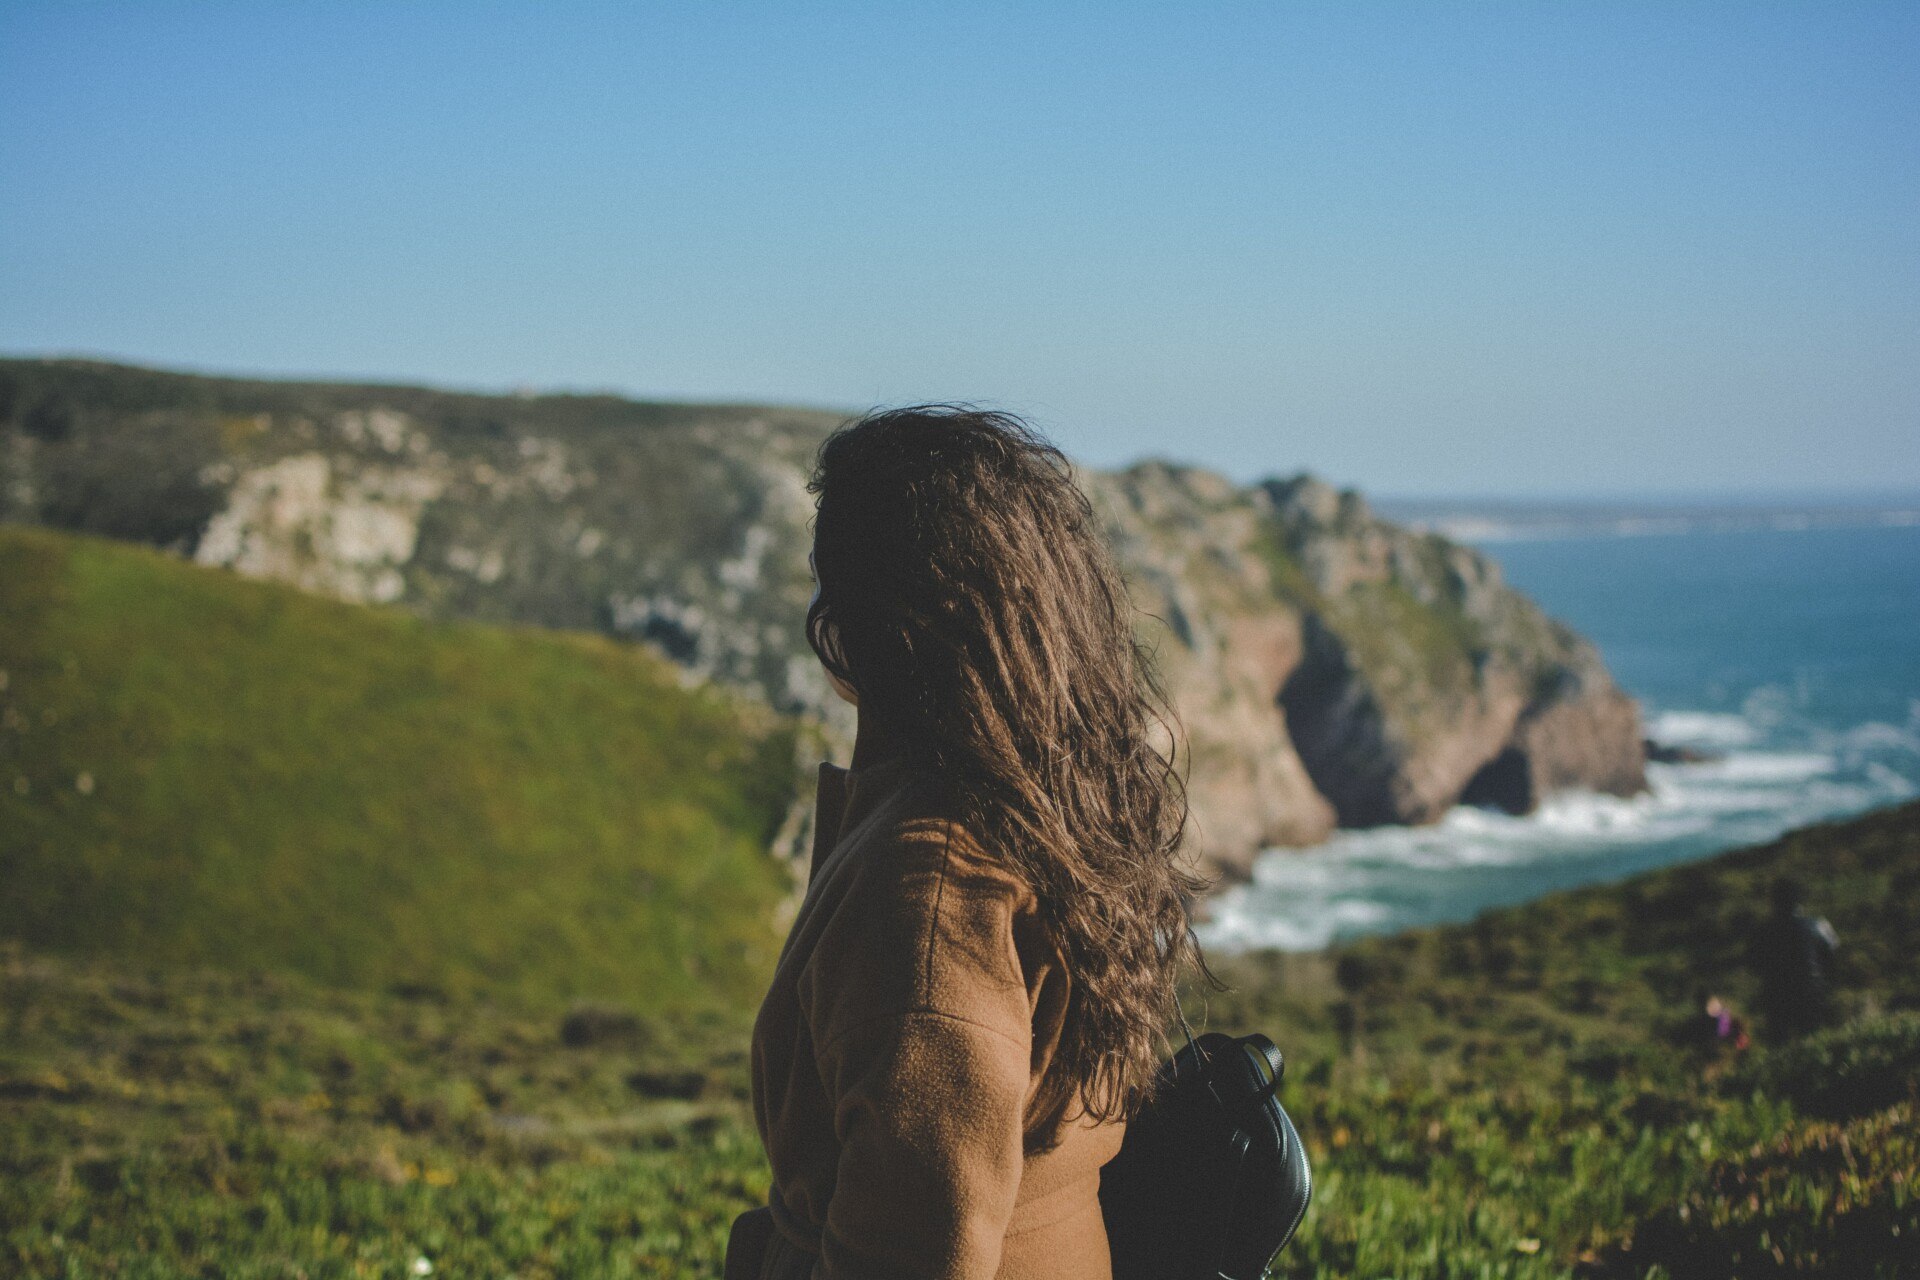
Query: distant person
724,408,1206,1280
1694,994,1750,1054
1751,877,1840,1038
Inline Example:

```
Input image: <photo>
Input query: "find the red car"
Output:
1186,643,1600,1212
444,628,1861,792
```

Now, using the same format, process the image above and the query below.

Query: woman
725,407,1208,1280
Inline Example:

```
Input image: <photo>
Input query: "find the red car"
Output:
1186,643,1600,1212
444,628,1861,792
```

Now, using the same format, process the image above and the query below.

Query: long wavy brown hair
805,405,1212,1146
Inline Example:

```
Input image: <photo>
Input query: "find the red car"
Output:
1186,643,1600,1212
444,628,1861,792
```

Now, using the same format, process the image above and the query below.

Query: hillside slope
1203,798,1920,1278
1,357,1645,877
0,525,801,1016
2,797,1911,1276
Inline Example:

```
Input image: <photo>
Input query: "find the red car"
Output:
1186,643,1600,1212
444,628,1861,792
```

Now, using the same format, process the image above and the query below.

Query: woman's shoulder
835,769,1035,909
800,782,1038,1043
878,786,1037,929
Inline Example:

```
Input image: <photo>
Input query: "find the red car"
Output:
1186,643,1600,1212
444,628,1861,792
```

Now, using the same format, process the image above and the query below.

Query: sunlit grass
0,525,802,1018
2,526,1914,1277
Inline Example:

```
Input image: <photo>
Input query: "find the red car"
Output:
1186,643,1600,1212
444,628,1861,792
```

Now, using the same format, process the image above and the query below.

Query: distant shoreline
1374,499,1920,544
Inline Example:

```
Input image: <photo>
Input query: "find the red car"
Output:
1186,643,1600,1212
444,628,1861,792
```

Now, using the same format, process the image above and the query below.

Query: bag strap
1176,997,1289,1132
1170,910,1230,1109
1169,990,1233,1111
1172,909,1202,1058
1174,989,1202,1058
1230,1048,1286,1128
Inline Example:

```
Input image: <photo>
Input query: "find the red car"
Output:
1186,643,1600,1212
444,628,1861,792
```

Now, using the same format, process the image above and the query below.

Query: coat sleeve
801,818,1037,1280
811,1006,1030,1280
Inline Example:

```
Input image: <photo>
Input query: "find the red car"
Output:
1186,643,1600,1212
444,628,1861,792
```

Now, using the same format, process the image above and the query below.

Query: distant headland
0,356,1649,881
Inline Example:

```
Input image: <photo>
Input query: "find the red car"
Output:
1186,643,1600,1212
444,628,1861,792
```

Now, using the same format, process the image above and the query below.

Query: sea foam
1198,705,1917,954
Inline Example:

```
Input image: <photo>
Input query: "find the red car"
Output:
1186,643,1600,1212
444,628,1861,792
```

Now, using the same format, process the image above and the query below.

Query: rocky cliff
0,358,1647,880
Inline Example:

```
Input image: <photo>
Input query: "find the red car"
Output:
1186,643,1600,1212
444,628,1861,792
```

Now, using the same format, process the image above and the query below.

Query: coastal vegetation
5,802,1912,1276
0,525,801,1018
2,375,1911,1277
3,537,1912,1277
1203,798,1920,1277
1,356,1647,878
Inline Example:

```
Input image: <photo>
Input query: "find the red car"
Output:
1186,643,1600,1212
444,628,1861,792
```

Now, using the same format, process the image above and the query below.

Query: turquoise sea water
1201,522,1920,951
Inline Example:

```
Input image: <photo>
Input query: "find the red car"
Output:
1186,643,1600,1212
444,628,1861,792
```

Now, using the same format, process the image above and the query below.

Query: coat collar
808,755,916,880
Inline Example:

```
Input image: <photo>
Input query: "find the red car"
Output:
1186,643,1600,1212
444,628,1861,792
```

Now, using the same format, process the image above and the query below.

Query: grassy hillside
4,788,1914,1275
1,946,769,1279
0,524,802,1018
2,356,1650,875
1203,799,1920,1278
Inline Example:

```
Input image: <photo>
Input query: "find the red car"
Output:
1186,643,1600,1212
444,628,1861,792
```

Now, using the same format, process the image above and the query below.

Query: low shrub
1742,1012,1920,1120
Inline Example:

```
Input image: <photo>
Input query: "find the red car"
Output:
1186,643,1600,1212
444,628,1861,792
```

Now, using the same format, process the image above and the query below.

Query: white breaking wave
1197,707,1918,955
1648,710,1759,748
1682,752,1835,786
1823,720,1920,756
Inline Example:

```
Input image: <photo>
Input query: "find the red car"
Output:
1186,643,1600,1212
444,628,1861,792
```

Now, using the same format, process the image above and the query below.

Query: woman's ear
818,618,859,707
806,598,860,707
825,663,859,708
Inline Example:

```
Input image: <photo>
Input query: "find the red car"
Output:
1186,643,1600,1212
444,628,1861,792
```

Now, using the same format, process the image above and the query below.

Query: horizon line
7,347,1917,508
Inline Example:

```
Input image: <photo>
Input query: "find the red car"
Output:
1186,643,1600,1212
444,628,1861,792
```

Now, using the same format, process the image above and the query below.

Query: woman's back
728,406,1205,1279
734,757,1124,1280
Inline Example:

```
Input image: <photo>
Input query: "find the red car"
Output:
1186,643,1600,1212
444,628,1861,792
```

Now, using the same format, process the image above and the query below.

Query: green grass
0,946,767,1278
0,525,803,1018
1199,799,1920,1278
6,804,1914,1277
2,521,1915,1275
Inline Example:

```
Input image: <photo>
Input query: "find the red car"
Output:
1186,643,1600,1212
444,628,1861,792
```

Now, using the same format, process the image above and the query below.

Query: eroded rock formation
1,358,1647,883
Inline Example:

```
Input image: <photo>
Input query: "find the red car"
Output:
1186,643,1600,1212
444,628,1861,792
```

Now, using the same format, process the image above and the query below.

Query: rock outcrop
0,358,1647,882
1089,463,1339,859
1263,476,1647,828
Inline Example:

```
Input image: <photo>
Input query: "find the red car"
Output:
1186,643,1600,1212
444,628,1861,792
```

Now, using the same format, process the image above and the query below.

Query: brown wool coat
725,757,1124,1280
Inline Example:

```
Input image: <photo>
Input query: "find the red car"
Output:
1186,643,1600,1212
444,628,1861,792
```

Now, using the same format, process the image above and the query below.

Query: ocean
1199,520,1920,952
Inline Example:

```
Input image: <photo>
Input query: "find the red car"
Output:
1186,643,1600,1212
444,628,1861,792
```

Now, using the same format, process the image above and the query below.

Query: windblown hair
806,405,1212,1146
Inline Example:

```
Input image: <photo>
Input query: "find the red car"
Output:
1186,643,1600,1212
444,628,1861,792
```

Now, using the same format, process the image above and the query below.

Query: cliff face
0,358,1646,880
1260,476,1645,828
1087,465,1647,857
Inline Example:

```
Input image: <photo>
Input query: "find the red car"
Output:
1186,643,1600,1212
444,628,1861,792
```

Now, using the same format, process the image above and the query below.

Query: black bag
1099,1017,1312,1280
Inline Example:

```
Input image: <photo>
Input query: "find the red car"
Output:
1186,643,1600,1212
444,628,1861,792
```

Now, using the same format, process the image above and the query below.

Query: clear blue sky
3,2,1915,497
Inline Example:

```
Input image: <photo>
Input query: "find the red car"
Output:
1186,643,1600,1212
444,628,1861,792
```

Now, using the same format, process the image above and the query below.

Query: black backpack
1099,1022,1313,1280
